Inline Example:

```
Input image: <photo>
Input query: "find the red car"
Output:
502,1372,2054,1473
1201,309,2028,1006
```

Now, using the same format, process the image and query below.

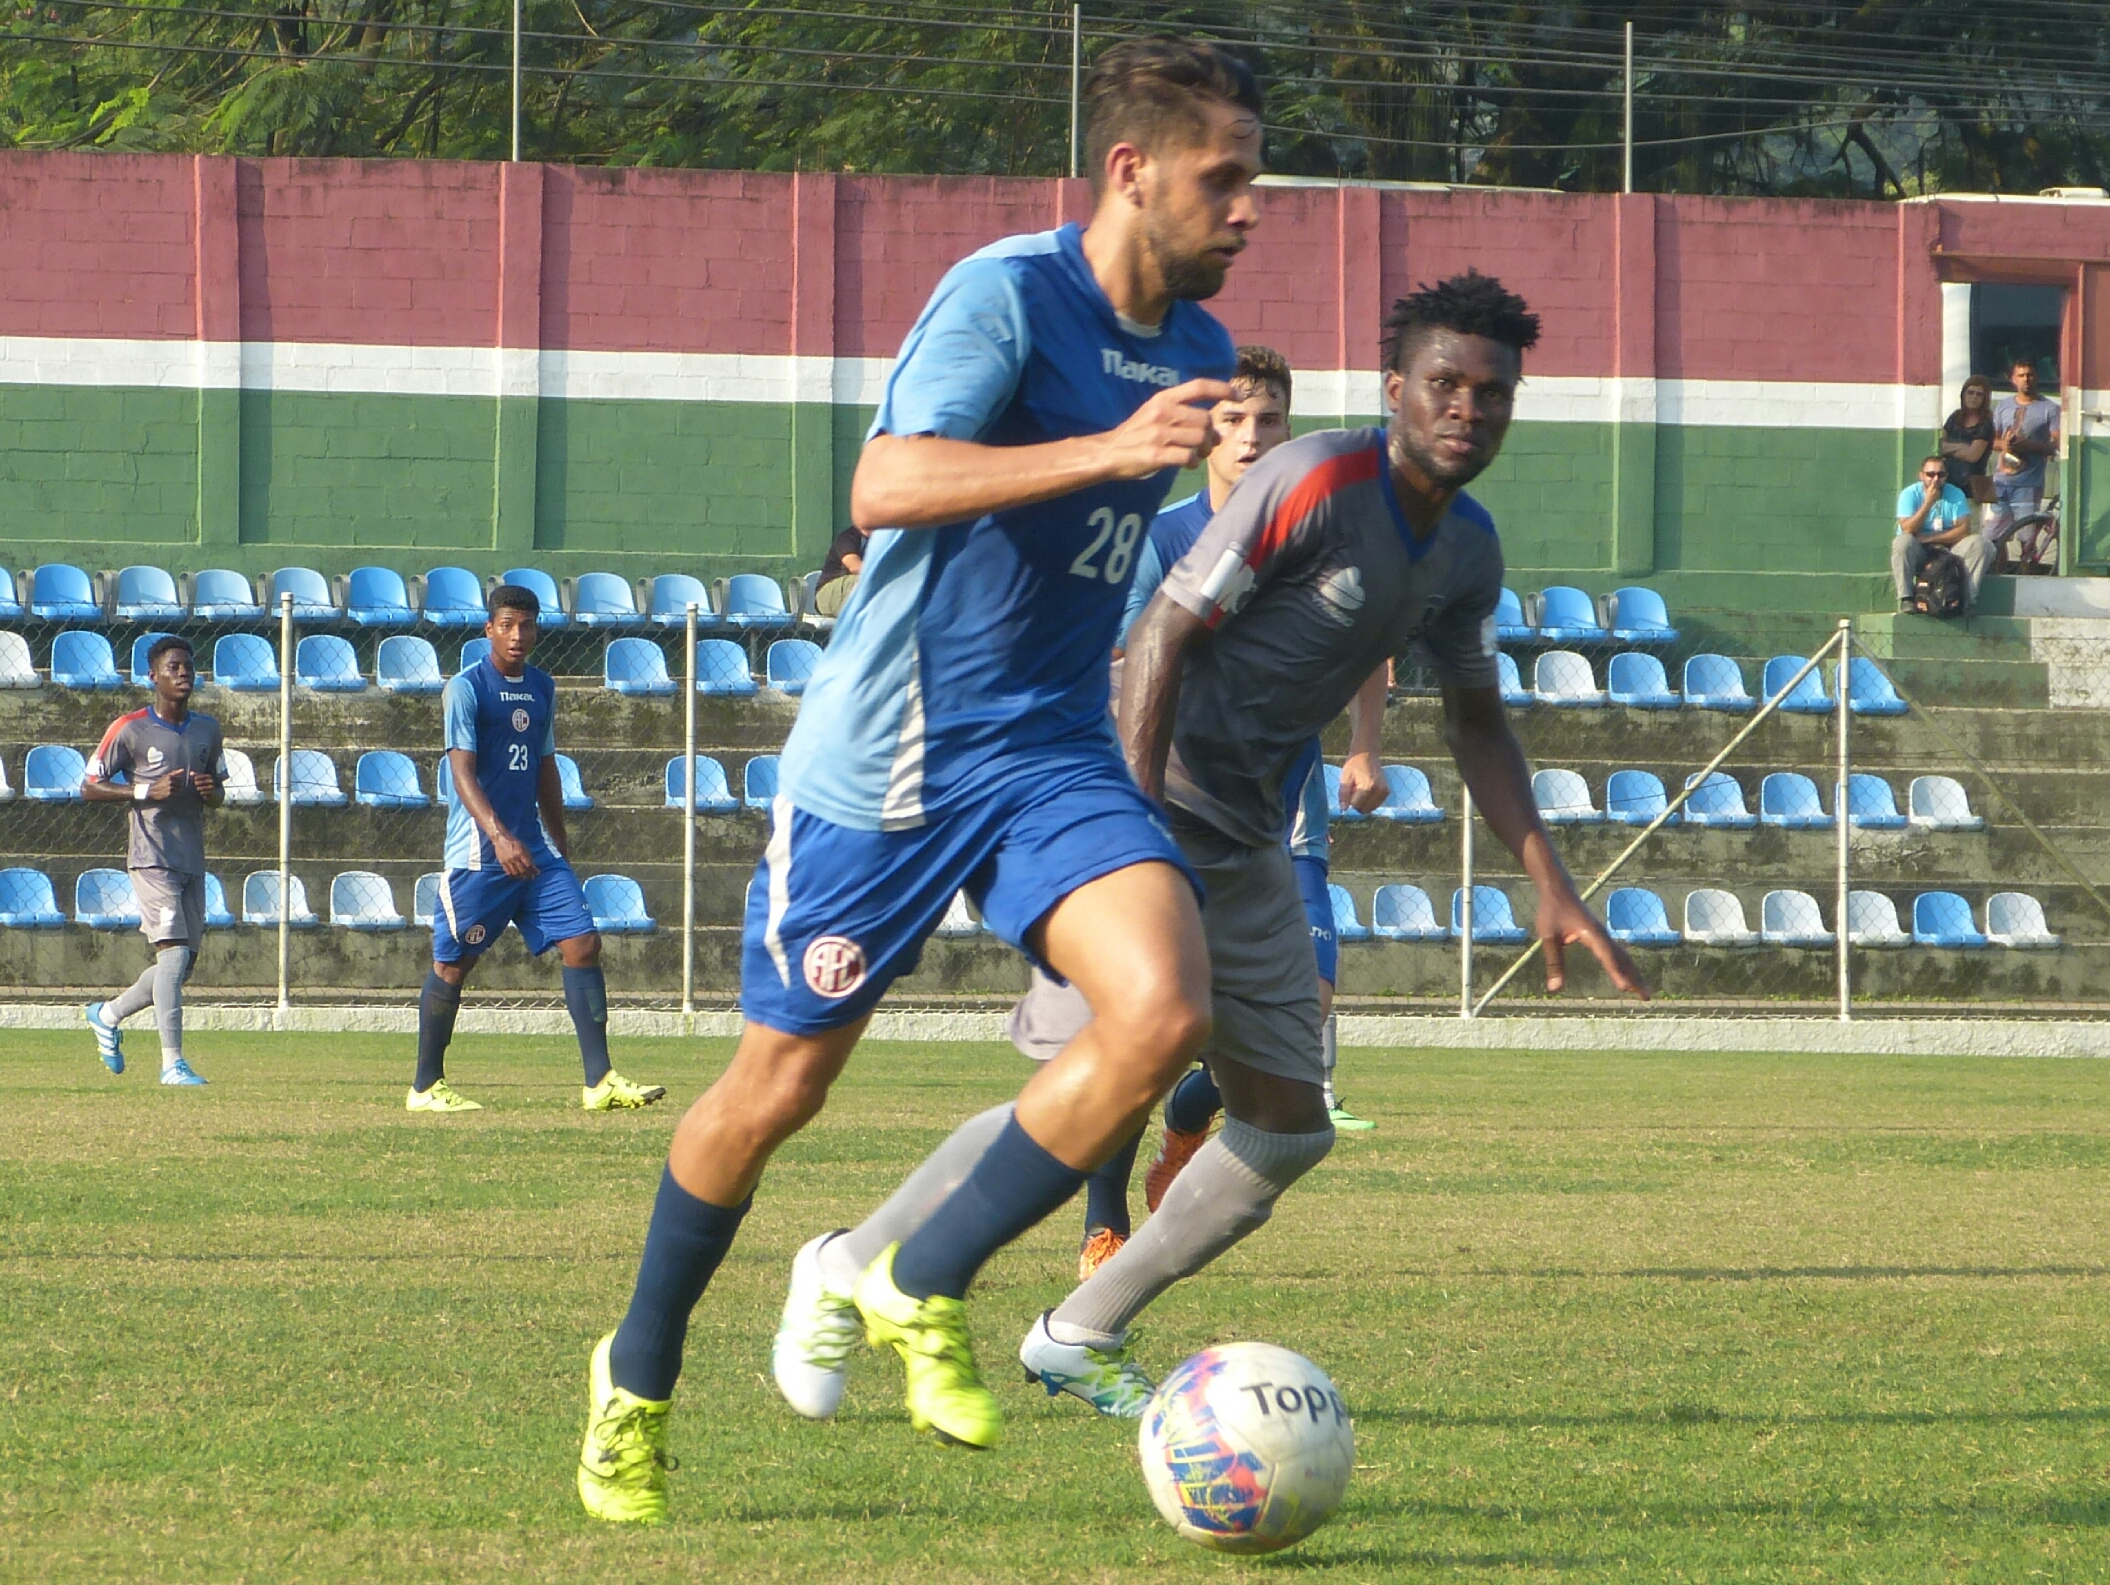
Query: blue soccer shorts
1292,852,1338,987
432,854,596,962
741,751,1197,1035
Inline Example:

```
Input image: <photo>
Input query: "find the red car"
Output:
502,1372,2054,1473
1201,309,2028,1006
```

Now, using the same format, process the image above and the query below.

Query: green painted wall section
0,384,200,546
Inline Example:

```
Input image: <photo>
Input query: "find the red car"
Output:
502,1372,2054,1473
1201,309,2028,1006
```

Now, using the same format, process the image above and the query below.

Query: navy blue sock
562,964,612,1087
891,1116,1087,1301
1164,1064,1222,1135
413,971,460,1093
607,1167,751,1400
1083,1125,1142,1238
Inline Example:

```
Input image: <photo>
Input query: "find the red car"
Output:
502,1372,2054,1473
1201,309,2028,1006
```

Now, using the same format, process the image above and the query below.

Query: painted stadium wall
2,152,2107,614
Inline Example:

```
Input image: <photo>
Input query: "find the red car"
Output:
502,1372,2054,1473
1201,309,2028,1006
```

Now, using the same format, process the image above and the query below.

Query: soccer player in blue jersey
405,585,664,1116
578,38,1263,1521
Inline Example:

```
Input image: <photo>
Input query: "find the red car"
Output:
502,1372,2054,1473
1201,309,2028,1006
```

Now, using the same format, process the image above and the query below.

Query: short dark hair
488,584,540,621
146,634,193,672
1232,344,1291,408
1382,270,1542,373
1083,37,1262,195
1921,455,1947,473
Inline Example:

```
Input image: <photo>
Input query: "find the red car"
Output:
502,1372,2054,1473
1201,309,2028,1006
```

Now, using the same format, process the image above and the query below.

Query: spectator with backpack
1893,455,1990,618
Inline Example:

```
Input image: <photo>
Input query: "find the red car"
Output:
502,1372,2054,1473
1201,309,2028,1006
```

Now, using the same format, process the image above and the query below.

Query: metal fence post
1835,618,1852,1022
682,603,698,1020
1459,784,1475,1018
276,591,293,1021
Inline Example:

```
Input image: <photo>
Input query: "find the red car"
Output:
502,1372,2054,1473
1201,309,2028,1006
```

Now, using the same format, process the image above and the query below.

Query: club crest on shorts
512,708,531,733
803,935,867,998
464,923,488,946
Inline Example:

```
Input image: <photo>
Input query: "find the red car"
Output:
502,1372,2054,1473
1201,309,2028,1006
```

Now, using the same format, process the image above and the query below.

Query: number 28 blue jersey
442,659,559,870
777,222,1236,831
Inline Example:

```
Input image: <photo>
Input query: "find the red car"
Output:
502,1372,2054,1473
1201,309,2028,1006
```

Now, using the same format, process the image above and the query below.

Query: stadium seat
1604,586,1678,646
1913,891,1989,948
0,868,64,928
1451,885,1528,944
555,753,593,810
766,639,823,695
644,574,717,630
1606,887,1680,946
604,637,675,696
127,632,180,688
1532,585,1608,643
1682,771,1757,829
1986,892,2059,949
265,567,337,623
295,634,366,692
0,756,13,805
1367,764,1444,825
1845,773,1908,831
584,873,655,933
1493,586,1535,642
1760,889,1834,947
694,638,758,696
221,748,267,806
413,872,442,928
1681,653,1754,711
184,569,264,621
340,566,416,628
211,633,280,692
721,573,796,632
1762,654,1833,715
375,635,445,695
743,754,779,810
1842,655,1908,716
24,744,86,802
797,570,836,636
74,868,140,929
29,563,101,622
664,755,740,813
936,891,985,938
1907,774,1983,831
0,632,38,689
51,631,121,690
1533,650,1605,707
1847,890,1910,948
202,873,236,930
1605,768,1678,827
330,871,407,931
1327,883,1372,942
353,750,429,809
1532,767,1603,825
458,637,492,672
498,567,568,629
1758,772,1833,830
110,565,186,622
1372,883,1449,941
0,568,22,622
417,566,487,629
275,749,348,807
1606,651,1681,709
567,572,645,629
1321,763,1365,824
1683,888,1759,946
1497,652,1532,708
242,870,319,928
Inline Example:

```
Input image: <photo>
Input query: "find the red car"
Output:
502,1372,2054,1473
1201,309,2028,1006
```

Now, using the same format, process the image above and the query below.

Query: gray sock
152,945,192,1066
1320,1014,1339,1110
104,960,159,1024
820,1101,1015,1290
1050,1117,1335,1346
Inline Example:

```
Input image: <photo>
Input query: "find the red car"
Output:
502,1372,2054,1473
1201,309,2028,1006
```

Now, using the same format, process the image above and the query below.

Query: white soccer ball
1137,1341,1354,1554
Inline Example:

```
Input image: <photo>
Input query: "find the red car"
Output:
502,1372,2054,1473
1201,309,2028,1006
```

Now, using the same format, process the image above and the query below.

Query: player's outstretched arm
1442,683,1648,1000
1116,592,1208,803
850,378,1231,532
450,747,538,879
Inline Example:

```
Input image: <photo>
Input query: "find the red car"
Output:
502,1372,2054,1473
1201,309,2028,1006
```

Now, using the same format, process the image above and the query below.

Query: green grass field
4,1032,2108,1582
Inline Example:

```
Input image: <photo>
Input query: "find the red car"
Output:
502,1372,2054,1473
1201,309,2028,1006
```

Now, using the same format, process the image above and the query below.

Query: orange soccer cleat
1077,1227,1127,1281
1142,1126,1211,1213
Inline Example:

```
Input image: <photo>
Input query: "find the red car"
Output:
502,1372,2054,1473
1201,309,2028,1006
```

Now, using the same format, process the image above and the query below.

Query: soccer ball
1137,1341,1354,1554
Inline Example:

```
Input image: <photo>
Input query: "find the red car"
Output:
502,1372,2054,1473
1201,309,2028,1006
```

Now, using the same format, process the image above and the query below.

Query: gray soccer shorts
131,867,205,951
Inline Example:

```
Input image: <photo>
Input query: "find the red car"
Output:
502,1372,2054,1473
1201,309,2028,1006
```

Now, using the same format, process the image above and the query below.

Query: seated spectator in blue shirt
1893,455,1991,614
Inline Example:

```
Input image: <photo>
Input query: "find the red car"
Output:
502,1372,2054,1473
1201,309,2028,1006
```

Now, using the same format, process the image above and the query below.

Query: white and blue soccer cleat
1018,1311,1155,1419
85,1002,124,1074
160,1058,207,1087
771,1231,861,1420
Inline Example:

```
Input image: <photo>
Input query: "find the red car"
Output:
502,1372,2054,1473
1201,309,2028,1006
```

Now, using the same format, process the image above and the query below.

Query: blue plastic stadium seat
1533,650,1605,707
1451,885,1529,945
295,634,365,692
458,637,492,673
330,871,407,931
1321,763,1365,824
645,574,718,629
604,637,675,696
24,745,86,802
1606,887,1680,946
1605,586,1678,646
1682,771,1757,829
1372,883,1449,941
29,563,100,622
242,871,319,928
936,891,986,938
127,632,180,689
412,873,443,928
1369,764,1444,824
1533,768,1602,824
212,633,280,692
354,750,429,809
1843,655,1908,717
111,565,186,622
1845,773,1907,831
202,873,236,930
266,567,337,623
1913,891,1989,948
1533,585,1608,643
1606,651,1680,709
722,573,796,632
0,632,37,690
52,631,121,690
1605,769,1678,827
743,754,780,810
1497,652,1532,708
1987,892,2059,949
341,566,416,628
1327,883,1372,942
556,753,593,811
1762,654,1833,715
1494,586,1535,642
375,635,445,695
797,570,836,635
1683,888,1759,946
664,755,740,813
497,567,568,629
0,868,65,928
74,868,140,929
766,639,823,695
1682,654,1754,711
584,873,655,934
275,749,348,808
1761,889,1834,947
694,638,758,696
568,572,644,630
0,568,22,622
418,566,487,629
1759,772,1832,830
185,569,265,621
1907,774,1983,831
1847,890,1910,948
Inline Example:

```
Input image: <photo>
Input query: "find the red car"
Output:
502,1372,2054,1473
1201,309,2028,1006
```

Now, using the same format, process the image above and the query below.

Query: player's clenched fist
1101,379,1233,478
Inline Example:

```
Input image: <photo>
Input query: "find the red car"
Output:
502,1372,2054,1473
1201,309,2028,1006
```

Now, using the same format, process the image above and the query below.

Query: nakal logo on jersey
1101,348,1180,387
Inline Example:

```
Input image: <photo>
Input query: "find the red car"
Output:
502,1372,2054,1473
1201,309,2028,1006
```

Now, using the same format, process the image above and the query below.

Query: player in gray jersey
81,635,228,1086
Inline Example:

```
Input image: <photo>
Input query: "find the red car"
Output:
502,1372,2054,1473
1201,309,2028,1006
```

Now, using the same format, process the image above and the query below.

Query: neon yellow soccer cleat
853,1243,1002,1450
577,1332,674,1524
583,1071,668,1112
405,1079,482,1113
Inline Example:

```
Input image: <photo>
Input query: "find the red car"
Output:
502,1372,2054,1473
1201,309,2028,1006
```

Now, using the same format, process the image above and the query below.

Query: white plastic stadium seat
1908,775,1983,831
1759,889,1834,947
242,871,319,928
1986,892,2059,949
1531,768,1602,825
935,891,985,938
0,631,39,689
221,748,268,807
330,871,407,931
1682,888,1758,946
1532,650,1605,707
1846,890,1910,948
